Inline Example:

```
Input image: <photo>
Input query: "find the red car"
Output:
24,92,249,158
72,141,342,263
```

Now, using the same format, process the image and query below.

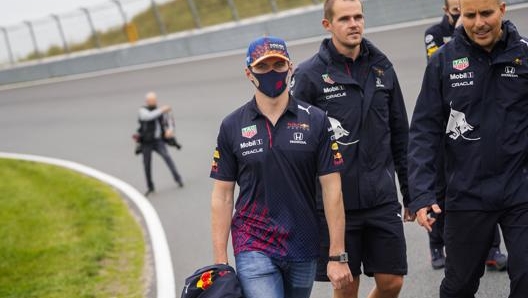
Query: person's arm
162,112,175,138
138,105,171,121
387,70,414,222
408,57,445,231
320,172,353,289
424,25,445,61
211,179,235,264
209,119,237,264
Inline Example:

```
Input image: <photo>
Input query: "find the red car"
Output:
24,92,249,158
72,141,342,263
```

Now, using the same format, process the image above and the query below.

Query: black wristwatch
328,252,348,263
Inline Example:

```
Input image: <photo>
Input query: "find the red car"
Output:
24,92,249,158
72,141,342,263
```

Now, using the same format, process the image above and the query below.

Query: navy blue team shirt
210,97,343,262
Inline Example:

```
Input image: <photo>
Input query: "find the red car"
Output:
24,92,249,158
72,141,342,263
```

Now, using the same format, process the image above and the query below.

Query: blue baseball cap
246,36,290,67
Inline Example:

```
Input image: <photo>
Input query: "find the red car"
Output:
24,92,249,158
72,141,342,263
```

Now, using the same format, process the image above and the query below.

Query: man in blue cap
209,35,352,298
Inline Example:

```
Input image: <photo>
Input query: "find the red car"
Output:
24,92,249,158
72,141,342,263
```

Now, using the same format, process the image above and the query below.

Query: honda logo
505,66,516,74
293,132,303,141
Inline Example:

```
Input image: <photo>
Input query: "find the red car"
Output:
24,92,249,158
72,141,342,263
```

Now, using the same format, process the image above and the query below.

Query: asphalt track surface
1,6,527,298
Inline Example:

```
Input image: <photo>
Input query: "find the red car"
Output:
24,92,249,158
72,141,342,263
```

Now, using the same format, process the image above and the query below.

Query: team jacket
425,16,456,199
424,15,455,60
291,38,410,210
408,21,528,213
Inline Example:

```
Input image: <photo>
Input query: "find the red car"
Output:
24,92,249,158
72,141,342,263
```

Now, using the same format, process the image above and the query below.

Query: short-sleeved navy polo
210,97,343,261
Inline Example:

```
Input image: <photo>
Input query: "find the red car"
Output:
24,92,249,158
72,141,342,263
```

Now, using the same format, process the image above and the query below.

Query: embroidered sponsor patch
322,73,335,84
290,132,307,145
241,125,257,139
287,122,310,131
452,57,469,71
425,34,434,44
501,66,518,78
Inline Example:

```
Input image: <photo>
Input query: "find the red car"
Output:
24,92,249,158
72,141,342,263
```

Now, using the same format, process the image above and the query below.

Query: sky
0,0,124,62
0,0,166,63
0,0,109,27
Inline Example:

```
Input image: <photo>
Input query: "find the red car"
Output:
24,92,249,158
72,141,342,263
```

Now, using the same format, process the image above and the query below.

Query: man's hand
161,105,171,113
164,129,174,139
403,207,416,222
416,204,442,232
327,262,353,290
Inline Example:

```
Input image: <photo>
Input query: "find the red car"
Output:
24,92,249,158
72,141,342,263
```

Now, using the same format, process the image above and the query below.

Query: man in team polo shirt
209,36,353,298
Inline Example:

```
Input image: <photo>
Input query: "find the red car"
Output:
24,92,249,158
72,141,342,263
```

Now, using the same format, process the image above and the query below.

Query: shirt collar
248,96,298,121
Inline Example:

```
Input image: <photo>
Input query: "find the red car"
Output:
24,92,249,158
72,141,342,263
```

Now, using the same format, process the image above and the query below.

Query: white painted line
0,152,175,298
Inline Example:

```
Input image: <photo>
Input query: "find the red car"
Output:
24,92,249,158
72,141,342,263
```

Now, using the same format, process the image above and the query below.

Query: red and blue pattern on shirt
210,97,343,261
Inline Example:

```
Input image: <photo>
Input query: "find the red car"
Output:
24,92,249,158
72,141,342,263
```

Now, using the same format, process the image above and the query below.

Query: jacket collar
440,15,456,34
327,38,369,64
317,38,391,85
454,20,524,62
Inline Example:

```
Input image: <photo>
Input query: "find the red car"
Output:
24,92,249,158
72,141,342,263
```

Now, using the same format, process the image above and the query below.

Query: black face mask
450,13,460,26
251,69,289,98
146,105,157,111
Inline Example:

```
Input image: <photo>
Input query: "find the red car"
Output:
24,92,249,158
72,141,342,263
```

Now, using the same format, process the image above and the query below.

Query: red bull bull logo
333,152,344,165
197,270,214,290
211,160,218,172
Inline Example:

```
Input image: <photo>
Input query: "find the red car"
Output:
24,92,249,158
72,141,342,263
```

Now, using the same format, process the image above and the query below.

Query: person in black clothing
409,0,528,296
138,91,183,196
423,0,507,271
424,0,461,60
290,0,411,297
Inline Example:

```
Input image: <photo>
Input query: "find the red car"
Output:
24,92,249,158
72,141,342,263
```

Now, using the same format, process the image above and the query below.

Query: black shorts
315,201,407,281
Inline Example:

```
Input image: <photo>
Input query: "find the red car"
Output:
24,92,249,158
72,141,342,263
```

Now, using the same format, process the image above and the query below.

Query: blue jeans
235,251,317,298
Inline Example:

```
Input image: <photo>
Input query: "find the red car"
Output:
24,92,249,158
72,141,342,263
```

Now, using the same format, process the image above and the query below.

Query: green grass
0,159,146,298
23,0,320,61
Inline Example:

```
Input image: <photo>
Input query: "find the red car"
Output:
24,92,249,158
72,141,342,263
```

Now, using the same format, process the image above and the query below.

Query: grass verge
0,158,146,298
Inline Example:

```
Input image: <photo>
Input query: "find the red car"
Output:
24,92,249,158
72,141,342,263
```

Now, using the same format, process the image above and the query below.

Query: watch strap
328,252,348,263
